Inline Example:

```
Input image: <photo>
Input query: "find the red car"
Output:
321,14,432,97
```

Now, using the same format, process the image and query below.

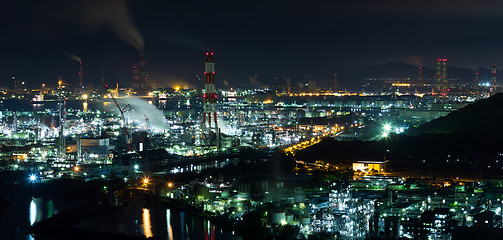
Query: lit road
283,125,344,157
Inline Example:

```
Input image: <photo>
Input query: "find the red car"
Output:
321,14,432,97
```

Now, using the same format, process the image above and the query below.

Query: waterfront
0,184,85,240
75,199,240,240
0,183,240,240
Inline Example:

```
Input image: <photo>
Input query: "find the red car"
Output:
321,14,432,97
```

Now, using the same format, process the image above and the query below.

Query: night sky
1,0,502,89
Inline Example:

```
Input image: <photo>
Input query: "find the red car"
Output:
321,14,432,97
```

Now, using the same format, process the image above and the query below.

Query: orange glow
142,208,153,238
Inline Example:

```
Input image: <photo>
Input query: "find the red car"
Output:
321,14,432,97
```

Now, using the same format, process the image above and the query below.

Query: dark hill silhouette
406,93,503,135
295,94,503,176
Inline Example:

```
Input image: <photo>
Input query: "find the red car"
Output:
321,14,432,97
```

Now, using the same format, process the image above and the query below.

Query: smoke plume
82,0,144,54
38,0,145,54
64,52,82,63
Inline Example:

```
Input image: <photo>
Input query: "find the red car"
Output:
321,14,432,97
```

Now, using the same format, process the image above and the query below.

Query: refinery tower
201,52,220,147
434,58,448,99
132,56,148,95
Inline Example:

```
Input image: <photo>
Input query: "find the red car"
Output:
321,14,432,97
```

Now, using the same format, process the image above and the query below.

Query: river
75,199,240,240
0,184,240,240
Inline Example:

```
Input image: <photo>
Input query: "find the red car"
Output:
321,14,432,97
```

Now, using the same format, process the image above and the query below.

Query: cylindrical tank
271,212,286,225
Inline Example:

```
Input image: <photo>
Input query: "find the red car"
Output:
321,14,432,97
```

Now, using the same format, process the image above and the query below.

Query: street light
383,123,392,132
143,178,150,185
29,174,37,182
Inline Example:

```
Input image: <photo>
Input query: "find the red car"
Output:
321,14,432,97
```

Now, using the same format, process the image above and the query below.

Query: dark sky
1,0,503,89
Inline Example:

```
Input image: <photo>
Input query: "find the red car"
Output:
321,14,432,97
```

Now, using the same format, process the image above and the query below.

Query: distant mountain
406,93,503,136
335,62,497,88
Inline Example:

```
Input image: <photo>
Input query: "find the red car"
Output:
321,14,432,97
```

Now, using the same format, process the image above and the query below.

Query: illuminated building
352,160,387,173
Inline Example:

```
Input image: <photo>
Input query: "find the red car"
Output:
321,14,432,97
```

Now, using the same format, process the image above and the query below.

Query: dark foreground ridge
296,93,503,176
407,92,503,136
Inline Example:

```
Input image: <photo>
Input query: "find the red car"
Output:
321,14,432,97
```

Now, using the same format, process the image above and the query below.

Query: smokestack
491,64,497,94
132,55,148,95
79,62,84,91
417,66,423,85
202,52,219,148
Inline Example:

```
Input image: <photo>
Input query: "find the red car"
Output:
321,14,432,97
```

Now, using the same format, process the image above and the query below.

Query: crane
105,84,131,151
144,115,150,129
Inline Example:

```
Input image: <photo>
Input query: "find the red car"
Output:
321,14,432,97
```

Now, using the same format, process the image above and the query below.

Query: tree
238,211,270,240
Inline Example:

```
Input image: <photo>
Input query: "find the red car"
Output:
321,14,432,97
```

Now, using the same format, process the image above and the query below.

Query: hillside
295,94,503,175
406,93,503,136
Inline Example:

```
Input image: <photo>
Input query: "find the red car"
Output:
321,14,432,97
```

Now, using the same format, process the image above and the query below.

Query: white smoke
64,52,82,63
39,0,145,54
82,0,144,54
114,97,169,131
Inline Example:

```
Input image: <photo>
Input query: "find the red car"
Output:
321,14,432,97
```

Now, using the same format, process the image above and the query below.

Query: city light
29,174,37,182
383,123,392,132
1,2,502,240
143,178,150,185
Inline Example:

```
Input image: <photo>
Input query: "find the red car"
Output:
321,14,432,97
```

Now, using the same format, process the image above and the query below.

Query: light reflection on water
142,208,153,238
29,197,55,227
28,197,56,240
167,209,174,240
29,198,37,226
74,199,240,240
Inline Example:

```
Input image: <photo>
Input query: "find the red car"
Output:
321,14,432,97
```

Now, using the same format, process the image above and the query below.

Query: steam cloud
64,52,82,63
113,97,169,131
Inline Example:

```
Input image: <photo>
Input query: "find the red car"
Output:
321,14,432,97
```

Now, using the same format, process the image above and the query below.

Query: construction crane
144,115,150,129
105,85,131,151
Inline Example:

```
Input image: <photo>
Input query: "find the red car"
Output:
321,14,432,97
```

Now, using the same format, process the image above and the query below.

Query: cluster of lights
29,174,37,182
381,123,405,138
284,125,343,156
